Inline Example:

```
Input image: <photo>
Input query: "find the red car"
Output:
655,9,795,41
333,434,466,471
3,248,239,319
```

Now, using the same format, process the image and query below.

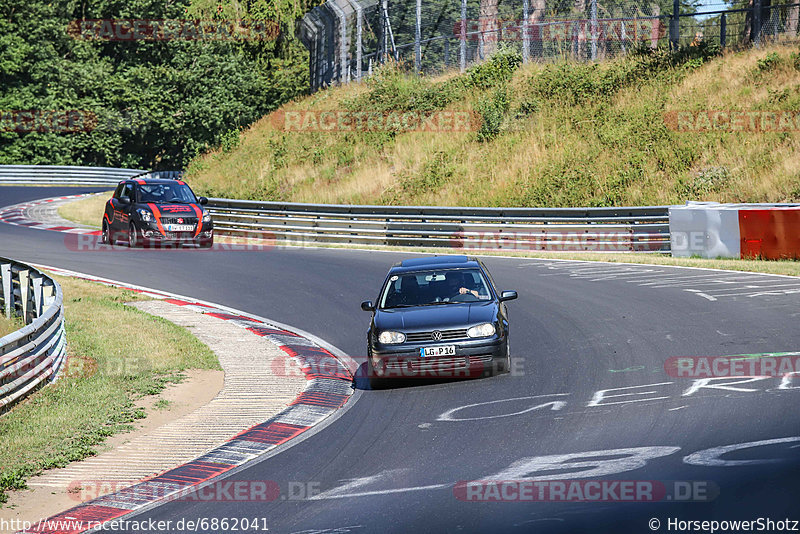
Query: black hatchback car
102,178,214,248
361,256,517,387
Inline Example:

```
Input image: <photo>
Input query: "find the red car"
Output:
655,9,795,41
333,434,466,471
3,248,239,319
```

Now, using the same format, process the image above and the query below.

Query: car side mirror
119,195,131,205
361,300,375,312
500,290,517,302
198,197,209,205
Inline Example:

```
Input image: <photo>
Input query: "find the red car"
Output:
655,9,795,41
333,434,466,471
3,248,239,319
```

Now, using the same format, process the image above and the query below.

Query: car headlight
136,209,152,222
378,331,406,344
202,213,211,222
467,322,495,338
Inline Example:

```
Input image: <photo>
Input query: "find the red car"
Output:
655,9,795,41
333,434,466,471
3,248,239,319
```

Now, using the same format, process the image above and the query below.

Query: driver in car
444,272,480,300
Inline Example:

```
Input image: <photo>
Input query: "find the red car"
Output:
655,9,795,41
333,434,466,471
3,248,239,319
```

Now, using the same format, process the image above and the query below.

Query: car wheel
500,338,512,374
101,221,110,245
198,238,213,249
367,351,385,390
491,339,511,376
128,223,140,248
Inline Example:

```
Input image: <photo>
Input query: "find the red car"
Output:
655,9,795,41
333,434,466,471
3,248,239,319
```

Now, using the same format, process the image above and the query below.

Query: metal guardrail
0,258,65,412
207,199,671,252
0,165,671,251
0,165,143,186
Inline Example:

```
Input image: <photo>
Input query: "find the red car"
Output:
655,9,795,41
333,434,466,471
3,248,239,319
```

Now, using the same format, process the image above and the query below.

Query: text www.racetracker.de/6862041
4,517,270,533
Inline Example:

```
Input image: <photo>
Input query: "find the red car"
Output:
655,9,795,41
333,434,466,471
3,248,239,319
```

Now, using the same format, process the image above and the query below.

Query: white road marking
437,394,569,422
684,437,800,467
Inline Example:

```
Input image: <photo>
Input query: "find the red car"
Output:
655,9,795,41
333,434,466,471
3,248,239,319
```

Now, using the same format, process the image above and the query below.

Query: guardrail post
18,269,30,321
32,274,43,317
1,263,12,318
43,282,55,308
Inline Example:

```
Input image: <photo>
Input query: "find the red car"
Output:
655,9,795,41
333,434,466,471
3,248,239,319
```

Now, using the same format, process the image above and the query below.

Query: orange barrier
739,208,800,259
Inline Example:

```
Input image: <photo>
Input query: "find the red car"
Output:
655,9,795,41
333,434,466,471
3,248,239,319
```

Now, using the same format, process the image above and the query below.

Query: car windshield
380,268,492,309
137,183,197,204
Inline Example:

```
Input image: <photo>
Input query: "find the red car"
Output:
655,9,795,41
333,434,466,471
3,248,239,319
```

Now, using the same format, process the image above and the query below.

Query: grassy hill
185,43,800,207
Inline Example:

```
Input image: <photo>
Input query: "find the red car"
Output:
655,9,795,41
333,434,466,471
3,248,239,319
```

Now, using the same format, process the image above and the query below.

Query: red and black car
102,178,214,248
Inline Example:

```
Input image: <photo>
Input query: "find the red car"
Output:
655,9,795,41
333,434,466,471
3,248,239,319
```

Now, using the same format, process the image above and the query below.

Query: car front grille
404,328,469,342
385,354,494,371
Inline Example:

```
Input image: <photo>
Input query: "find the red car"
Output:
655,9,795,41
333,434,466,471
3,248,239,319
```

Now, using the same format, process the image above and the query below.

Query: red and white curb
0,194,101,235
17,266,357,534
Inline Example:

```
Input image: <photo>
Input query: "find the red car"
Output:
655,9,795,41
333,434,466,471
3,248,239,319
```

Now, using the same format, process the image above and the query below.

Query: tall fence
299,0,800,90
0,258,65,412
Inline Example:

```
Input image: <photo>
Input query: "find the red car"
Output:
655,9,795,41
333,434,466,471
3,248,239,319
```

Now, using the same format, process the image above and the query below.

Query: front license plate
165,224,194,232
421,345,456,358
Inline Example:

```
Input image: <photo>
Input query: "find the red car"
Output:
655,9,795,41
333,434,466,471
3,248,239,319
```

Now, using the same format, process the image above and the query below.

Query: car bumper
139,225,213,245
370,337,507,379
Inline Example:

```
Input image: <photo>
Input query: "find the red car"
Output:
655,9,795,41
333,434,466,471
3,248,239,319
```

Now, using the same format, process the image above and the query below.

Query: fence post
326,0,348,83
444,38,450,66
670,0,679,49
346,0,363,81
415,0,421,73
753,0,763,45
382,0,389,61
460,0,467,72
721,12,727,48
523,0,530,63
590,0,598,60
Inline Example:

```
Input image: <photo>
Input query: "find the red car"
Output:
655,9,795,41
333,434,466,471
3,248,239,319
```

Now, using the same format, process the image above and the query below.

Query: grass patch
57,192,111,229
0,275,219,504
0,315,24,338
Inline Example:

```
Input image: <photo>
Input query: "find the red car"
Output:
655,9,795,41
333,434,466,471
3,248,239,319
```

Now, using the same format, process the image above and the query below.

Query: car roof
389,255,481,274
121,178,187,185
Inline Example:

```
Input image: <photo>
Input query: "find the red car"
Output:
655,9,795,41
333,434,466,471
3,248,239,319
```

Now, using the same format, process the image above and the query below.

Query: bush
757,51,782,72
476,87,510,142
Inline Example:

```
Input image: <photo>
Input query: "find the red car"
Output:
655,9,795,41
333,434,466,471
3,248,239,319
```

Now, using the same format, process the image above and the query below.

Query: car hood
374,301,497,331
138,203,201,215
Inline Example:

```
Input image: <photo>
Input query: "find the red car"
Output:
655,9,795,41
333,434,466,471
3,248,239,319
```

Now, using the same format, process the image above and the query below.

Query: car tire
128,223,140,248
366,351,385,390
492,339,512,376
198,238,213,249
101,221,110,245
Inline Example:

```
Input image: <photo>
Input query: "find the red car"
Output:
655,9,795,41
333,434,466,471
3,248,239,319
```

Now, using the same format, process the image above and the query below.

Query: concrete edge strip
0,194,102,235
17,265,358,534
